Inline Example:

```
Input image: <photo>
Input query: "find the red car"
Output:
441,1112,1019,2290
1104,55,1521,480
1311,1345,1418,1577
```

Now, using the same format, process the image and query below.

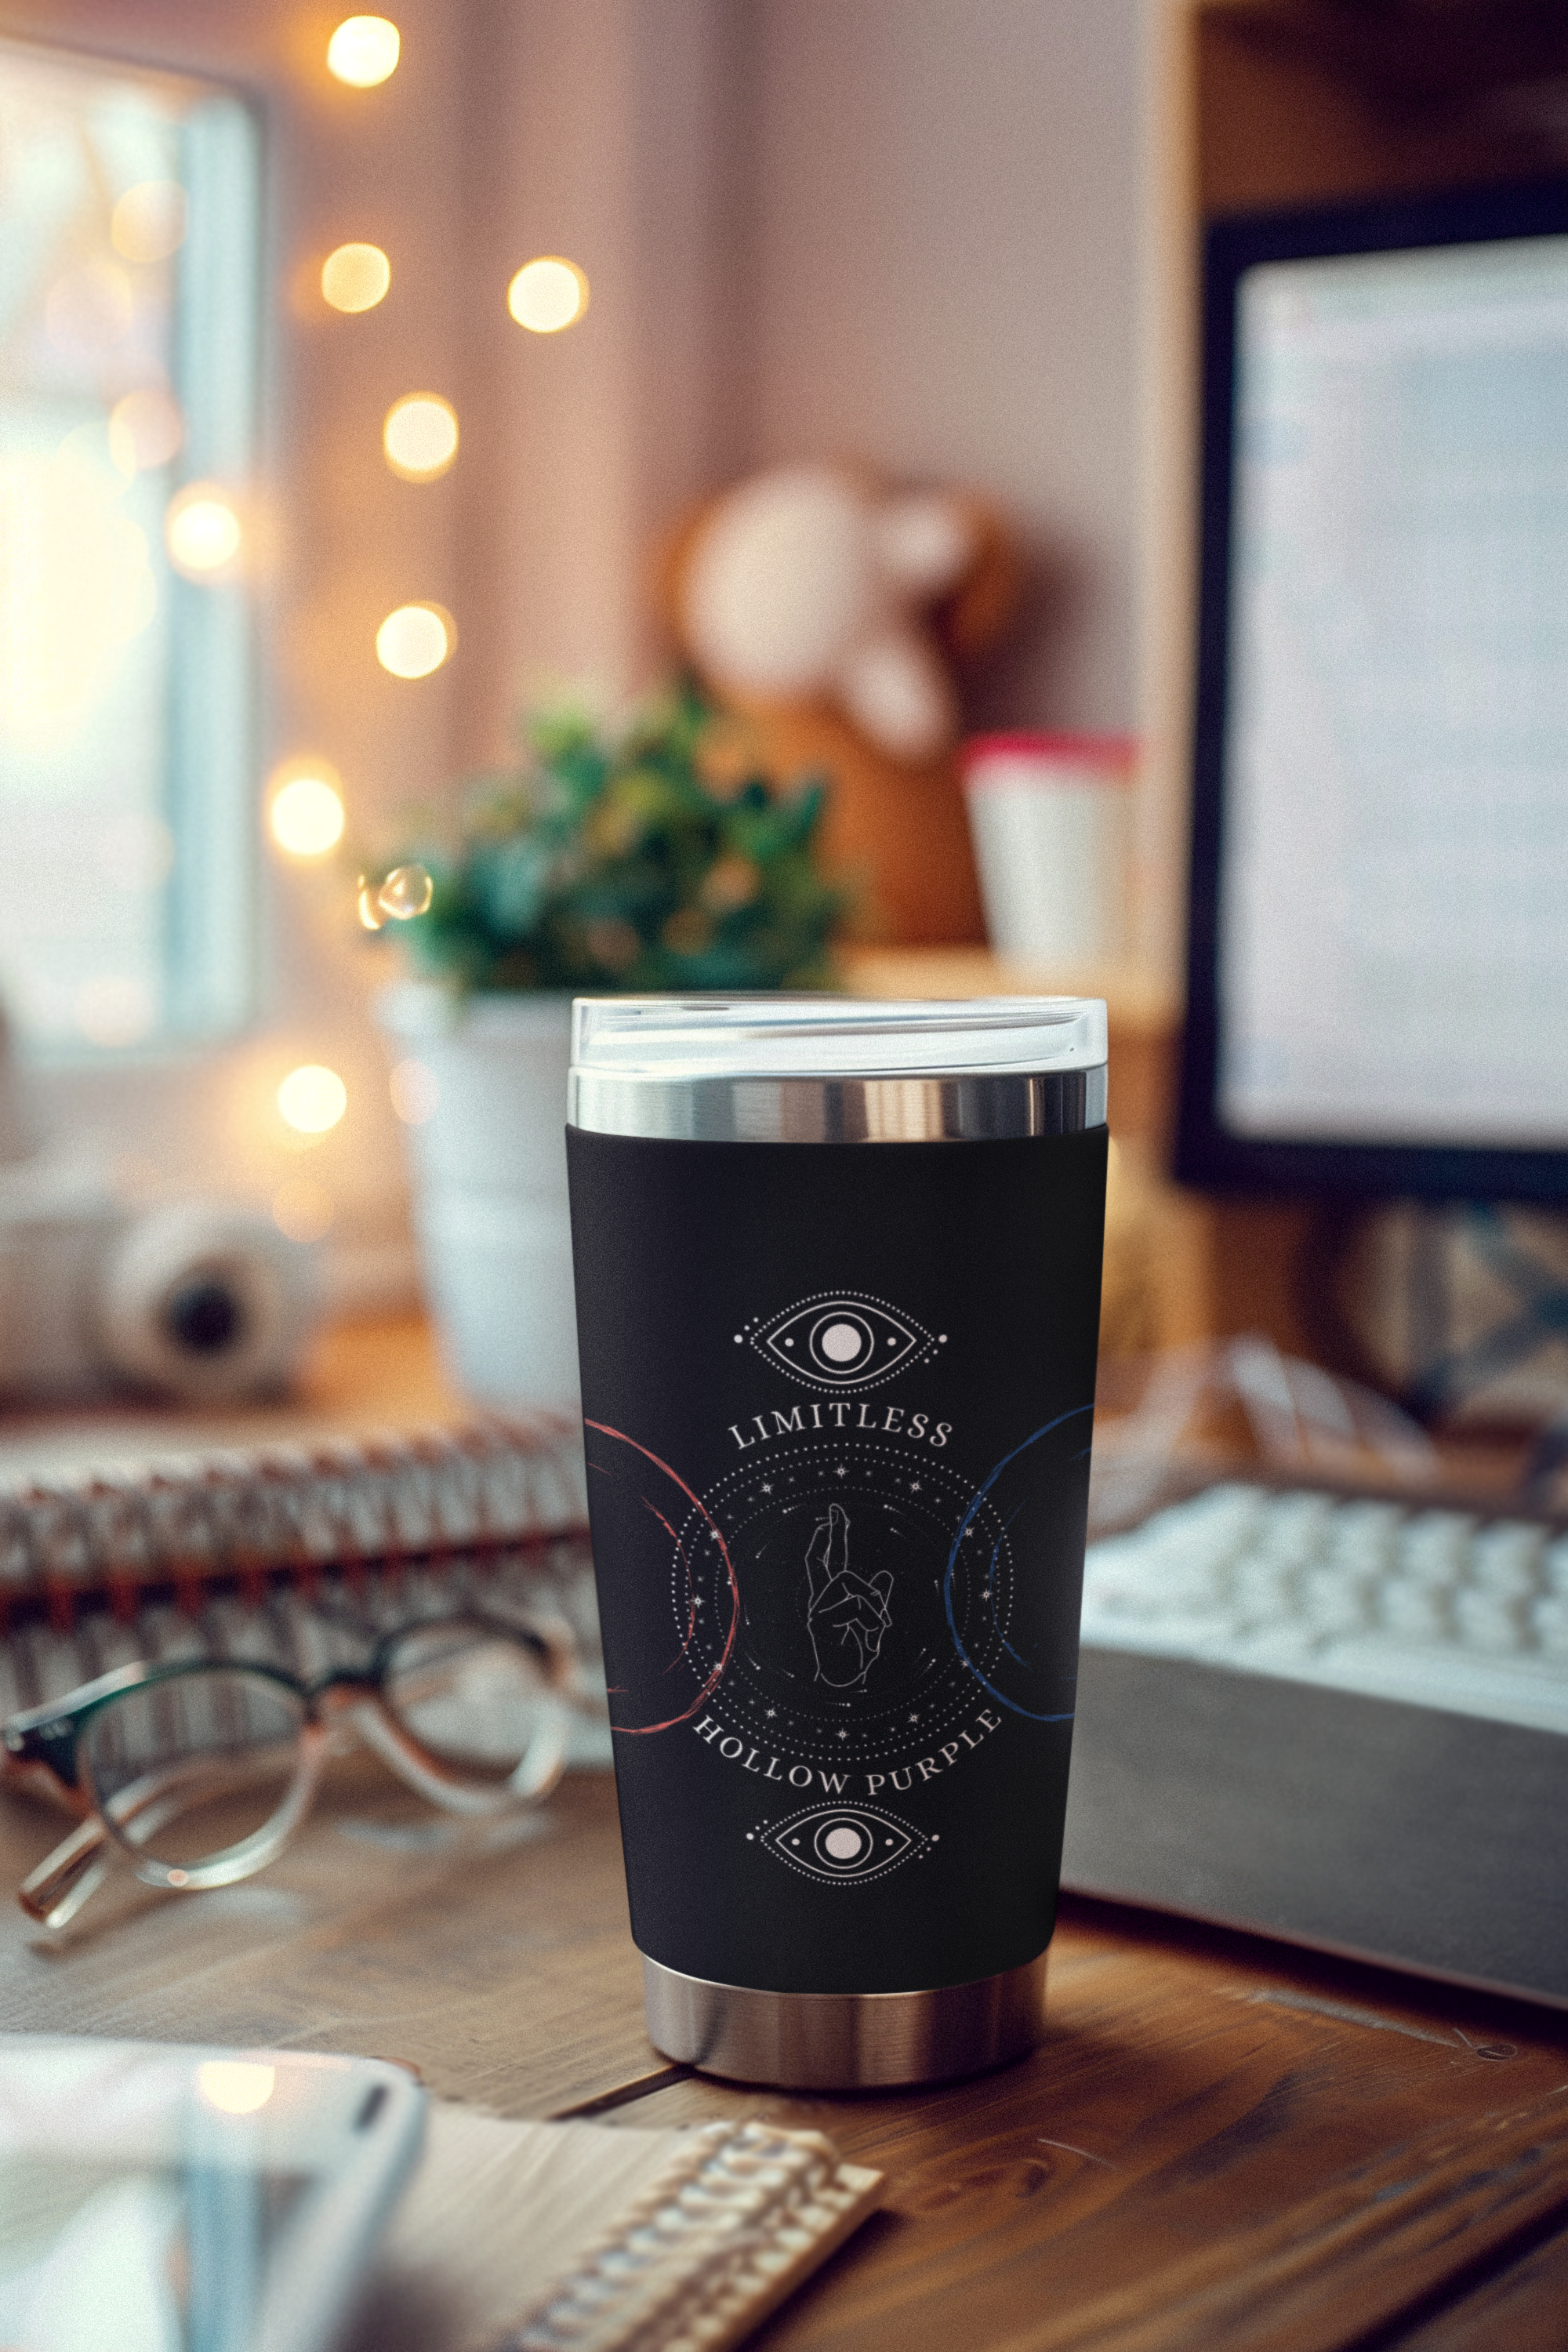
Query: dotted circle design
670,1436,1014,1769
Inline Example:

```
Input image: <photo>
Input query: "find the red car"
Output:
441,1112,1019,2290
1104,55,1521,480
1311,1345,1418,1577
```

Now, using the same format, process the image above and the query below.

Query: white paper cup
960,733,1136,964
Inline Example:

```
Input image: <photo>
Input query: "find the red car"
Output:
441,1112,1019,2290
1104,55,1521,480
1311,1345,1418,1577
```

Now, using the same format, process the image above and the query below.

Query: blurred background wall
452,0,1145,758
0,0,1151,1308
744,0,1142,739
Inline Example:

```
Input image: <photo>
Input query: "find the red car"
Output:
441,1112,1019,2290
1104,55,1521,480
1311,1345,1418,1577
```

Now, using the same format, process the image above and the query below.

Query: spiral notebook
0,1436,884,2351
0,1430,884,2352
350,2103,882,2352
0,1416,604,1731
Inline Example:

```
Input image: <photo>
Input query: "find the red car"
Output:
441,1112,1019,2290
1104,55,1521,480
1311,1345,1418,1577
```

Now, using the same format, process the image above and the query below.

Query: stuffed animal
662,463,1019,943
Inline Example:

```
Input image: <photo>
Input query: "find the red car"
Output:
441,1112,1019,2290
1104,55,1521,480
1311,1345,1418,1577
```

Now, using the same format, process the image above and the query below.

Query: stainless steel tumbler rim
568,993,1108,1142
641,1951,1051,2089
568,1065,1106,1143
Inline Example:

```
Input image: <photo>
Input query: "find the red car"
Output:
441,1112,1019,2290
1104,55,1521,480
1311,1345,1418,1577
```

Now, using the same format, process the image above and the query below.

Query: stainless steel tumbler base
641,1951,1050,2090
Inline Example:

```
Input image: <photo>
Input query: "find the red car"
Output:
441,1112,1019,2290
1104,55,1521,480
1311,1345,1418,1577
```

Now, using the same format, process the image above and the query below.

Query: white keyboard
1080,1483,1568,1737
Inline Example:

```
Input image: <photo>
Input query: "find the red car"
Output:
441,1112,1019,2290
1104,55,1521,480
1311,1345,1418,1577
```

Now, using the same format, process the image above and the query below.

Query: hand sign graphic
804,1504,894,1689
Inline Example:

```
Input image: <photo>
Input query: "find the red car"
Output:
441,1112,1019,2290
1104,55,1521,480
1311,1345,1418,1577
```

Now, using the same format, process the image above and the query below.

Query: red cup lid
960,731,1138,782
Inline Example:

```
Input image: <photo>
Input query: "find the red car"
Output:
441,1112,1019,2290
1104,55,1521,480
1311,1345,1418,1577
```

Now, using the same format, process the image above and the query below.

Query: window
0,34,259,1056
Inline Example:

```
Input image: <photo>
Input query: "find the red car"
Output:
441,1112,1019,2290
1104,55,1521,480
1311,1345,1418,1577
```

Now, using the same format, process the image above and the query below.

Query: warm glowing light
376,602,452,678
111,180,188,263
358,880,386,931
165,483,242,578
390,1057,439,1124
278,1064,348,1134
321,242,390,314
328,15,401,86
74,975,155,1048
108,387,184,474
269,764,346,858
196,2061,276,2116
0,447,156,746
506,256,589,334
383,394,459,481
272,1175,336,1243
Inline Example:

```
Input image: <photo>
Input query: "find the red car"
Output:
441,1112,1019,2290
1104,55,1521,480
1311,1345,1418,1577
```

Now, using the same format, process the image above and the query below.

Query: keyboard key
1082,1484,1568,1736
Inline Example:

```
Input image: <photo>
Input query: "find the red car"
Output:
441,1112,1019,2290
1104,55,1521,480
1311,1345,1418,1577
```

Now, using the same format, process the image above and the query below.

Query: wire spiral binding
508,2121,875,2352
0,1417,601,1726
0,1414,586,1598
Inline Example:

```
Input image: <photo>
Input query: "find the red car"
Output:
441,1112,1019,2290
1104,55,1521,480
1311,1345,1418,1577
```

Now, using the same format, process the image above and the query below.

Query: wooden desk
5,1763,1568,2352
0,1305,1560,2348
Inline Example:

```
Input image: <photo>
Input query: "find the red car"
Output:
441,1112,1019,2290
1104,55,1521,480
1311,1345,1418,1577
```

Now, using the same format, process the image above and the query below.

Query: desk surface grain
5,1763,1568,2352
0,1767,653,2118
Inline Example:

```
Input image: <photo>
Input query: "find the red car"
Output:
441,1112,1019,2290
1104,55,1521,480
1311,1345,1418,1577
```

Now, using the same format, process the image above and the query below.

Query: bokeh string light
383,393,459,481
376,603,452,677
269,763,346,858
327,16,401,88
321,242,390,314
506,256,589,334
164,482,242,578
278,1064,348,1135
287,37,475,1039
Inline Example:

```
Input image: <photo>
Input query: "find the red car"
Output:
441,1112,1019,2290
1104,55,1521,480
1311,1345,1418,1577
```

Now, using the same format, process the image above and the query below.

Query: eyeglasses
1,1612,578,1929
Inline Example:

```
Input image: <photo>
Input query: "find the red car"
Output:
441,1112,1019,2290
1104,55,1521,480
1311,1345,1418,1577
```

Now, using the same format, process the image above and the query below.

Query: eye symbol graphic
759,1298,931,1386
758,1805,924,1884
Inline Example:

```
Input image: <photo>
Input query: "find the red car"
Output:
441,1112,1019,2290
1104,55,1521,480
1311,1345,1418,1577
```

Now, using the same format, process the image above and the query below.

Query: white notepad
346,2102,883,2352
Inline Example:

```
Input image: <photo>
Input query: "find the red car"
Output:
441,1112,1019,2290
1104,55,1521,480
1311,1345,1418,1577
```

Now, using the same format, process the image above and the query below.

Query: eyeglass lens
81,1668,309,1873
75,1626,561,1874
380,1621,561,1785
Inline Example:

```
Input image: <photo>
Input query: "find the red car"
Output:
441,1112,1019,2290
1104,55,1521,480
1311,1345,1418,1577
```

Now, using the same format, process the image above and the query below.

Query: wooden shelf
0,1313,467,1483
1207,1,1568,118
1194,0,1567,220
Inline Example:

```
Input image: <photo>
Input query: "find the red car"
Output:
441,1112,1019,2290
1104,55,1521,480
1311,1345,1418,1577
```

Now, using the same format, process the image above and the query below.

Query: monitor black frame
1177,177,1568,1204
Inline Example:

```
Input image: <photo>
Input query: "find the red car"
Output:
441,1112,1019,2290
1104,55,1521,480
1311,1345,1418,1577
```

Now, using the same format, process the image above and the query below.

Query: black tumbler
565,996,1108,2088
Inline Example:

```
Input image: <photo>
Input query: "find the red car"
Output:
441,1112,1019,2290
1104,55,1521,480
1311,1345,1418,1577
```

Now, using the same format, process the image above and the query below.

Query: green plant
363,681,845,994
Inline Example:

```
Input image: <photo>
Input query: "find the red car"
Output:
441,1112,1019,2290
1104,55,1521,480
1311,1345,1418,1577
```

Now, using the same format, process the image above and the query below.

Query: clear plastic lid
570,995,1107,1080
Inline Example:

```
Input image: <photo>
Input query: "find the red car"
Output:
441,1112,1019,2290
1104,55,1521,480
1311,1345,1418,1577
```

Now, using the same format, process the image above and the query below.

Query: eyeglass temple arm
16,1731,330,1929
20,1814,113,1930
3,1744,107,1929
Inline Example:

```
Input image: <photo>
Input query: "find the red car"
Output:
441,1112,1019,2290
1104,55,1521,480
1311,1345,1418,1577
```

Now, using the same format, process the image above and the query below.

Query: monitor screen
1179,182,1568,1200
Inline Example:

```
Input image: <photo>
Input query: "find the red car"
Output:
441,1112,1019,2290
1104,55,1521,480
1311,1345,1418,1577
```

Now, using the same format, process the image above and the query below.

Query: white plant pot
376,985,580,1410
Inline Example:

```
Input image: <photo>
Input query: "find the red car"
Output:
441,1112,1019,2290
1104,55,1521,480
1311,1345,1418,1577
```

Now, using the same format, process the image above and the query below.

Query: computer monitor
1178,180,1568,1203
